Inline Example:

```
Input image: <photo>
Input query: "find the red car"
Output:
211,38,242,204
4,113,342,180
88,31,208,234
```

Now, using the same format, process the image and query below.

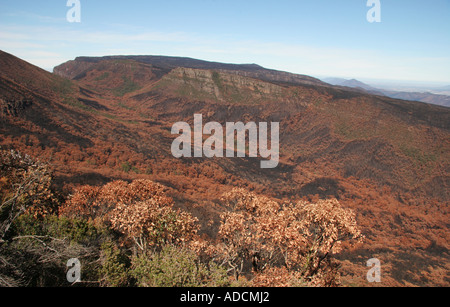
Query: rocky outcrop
163,67,284,102
0,97,33,117
53,59,96,80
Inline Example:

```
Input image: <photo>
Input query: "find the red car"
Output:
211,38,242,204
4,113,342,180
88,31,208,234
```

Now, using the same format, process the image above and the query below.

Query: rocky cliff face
218,68,325,87
53,59,95,80
159,67,284,103
128,66,327,111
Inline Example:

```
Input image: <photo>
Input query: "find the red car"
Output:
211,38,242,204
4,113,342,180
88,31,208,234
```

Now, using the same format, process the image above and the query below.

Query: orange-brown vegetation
214,188,363,286
61,179,199,250
0,149,56,240
1,50,449,286
58,176,365,286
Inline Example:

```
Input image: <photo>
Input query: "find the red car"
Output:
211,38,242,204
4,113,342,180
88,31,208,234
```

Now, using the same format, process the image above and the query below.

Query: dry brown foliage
60,179,199,251
110,198,199,250
0,149,54,241
60,179,168,221
217,188,364,286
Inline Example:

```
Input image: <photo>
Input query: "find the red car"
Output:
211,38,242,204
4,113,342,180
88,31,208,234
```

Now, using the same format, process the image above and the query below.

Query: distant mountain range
322,77,450,107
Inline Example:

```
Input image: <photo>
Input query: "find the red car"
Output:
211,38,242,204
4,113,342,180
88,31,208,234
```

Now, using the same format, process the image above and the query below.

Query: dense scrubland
1,51,449,286
1,149,364,287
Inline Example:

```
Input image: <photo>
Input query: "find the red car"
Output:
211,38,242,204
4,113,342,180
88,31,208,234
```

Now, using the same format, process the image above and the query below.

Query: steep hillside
2,50,449,286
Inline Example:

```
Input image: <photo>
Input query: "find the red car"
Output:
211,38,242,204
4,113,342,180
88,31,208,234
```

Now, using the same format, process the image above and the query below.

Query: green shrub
10,214,107,246
99,242,131,287
130,245,229,287
120,161,131,173
2,214,111,287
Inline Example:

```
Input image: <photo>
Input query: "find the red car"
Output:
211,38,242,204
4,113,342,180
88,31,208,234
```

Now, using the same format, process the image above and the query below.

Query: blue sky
1,0,449,85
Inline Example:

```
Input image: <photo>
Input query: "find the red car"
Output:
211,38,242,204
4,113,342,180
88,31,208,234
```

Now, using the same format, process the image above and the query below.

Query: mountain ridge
54,55,326,87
